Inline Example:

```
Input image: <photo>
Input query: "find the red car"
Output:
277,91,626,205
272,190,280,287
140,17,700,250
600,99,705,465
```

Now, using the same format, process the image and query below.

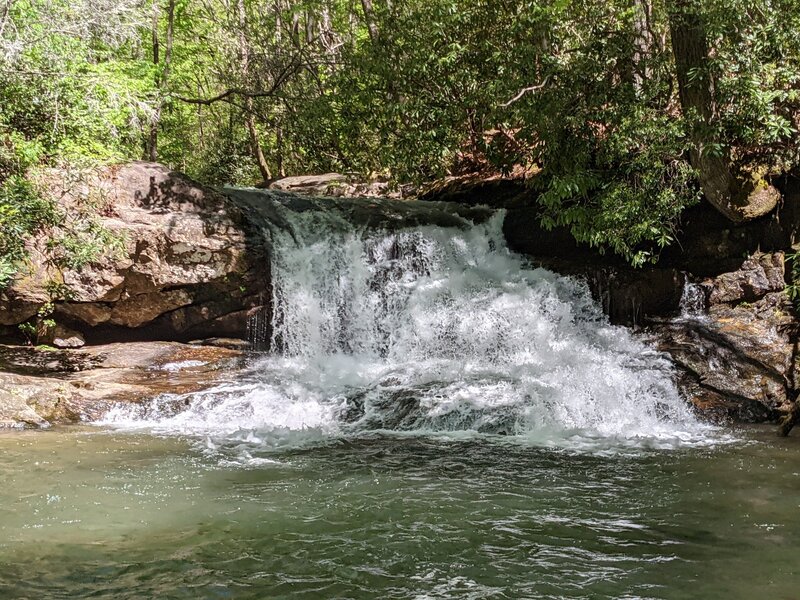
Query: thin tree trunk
0,0,14,39
320,4,335,54
147,1,160,161
147,0,175,162
631,0,654,90
360,0,378,42
274,0,282,43
305,10,314,45
291,11,301,47
276,124,285,177
237,0,272,182
197,83,205,150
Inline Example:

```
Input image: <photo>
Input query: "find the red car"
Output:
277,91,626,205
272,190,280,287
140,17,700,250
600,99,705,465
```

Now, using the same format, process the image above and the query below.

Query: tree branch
176,54,301,106
500,77,551,108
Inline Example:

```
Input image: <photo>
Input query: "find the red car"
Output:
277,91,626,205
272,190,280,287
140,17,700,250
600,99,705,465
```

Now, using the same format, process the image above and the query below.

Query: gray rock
269,173,348,195
709,252,785,304
47,325,85,349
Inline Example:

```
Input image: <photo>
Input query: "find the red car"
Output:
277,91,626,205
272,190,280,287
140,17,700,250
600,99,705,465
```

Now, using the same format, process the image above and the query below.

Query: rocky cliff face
0,162,270,344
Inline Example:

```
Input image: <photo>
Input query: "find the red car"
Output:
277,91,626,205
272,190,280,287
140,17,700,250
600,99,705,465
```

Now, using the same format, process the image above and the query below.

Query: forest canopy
1,0,799,265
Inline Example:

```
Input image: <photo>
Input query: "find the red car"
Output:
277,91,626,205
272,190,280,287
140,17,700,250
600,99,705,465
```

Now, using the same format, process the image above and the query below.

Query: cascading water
678,278,709,319
102,199,711,449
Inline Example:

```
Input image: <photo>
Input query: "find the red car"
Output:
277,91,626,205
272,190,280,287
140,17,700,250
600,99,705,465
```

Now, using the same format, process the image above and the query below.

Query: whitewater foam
100,201,721,451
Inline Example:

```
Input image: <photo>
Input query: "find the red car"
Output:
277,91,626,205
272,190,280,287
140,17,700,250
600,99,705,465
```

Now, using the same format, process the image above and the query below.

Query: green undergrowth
1,170,125,290
0,175,60,289
1,160,126,343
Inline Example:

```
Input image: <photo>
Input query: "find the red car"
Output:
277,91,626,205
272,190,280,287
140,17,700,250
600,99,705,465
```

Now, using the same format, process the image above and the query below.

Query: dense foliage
1,0,799,267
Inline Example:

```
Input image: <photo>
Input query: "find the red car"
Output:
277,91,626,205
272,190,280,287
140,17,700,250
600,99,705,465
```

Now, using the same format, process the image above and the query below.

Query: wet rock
189,337,252,350
419,176,529,207
651,313,792,417
708,252,785,304
269,173,415,199
269,173,349,194
648,283,798,422
778,398,800,436
0,341,245,429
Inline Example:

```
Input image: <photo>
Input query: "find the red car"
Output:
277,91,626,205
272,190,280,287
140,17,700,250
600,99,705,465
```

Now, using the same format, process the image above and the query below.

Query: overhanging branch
500,77,551,108
175,87,278,105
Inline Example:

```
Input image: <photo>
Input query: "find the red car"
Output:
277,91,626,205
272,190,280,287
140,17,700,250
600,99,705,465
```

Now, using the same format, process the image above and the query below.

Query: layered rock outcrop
0,162,269,343
650,254,798,421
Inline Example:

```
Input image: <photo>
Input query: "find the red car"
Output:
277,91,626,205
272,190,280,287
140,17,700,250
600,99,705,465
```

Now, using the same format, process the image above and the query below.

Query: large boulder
0,162,269,342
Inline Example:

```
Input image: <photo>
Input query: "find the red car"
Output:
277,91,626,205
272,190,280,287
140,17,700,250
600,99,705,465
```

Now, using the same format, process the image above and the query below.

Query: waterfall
102,198,708,447
678,278,708,319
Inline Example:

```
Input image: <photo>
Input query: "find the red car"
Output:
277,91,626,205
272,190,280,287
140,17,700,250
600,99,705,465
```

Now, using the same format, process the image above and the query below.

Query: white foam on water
158,360,208,372
100,205,725,452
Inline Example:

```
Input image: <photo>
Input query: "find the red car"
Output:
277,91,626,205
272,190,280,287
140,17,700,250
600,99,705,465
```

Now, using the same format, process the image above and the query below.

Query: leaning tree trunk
668,2,780,223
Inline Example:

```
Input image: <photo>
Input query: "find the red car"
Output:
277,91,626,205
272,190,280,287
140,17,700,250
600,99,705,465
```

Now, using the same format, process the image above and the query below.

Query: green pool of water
0,427,798,599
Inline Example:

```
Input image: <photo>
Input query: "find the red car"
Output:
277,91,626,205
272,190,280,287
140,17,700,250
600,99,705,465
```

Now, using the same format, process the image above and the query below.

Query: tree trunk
147,0,175,163
276,124,285,177
0,0,14,39
320,4,337,55
305,10,315,45
668,2,779,222
237,0,272,182
631,0,654,89
360,0,378,42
